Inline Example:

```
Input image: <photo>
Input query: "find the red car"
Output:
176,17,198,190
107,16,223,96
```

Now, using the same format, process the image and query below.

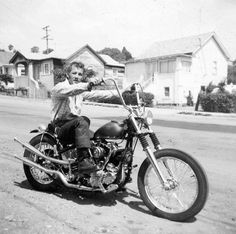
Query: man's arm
82,89,118,101
51,82,90,97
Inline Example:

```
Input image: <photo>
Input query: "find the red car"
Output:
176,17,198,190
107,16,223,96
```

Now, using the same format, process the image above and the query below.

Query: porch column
174,57,182,104
28,62,34,80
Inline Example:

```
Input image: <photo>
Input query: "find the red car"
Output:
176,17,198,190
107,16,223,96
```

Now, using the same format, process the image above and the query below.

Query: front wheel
138,149,208,221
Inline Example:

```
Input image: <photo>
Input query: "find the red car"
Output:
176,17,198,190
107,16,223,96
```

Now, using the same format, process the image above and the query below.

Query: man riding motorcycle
51,61,103,173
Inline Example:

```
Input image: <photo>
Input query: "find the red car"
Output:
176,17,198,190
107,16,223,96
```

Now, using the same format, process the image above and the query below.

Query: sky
0,0,236,60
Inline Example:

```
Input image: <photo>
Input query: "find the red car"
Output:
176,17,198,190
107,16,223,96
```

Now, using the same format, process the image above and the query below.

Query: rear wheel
138,149,208,221
23,135,58,192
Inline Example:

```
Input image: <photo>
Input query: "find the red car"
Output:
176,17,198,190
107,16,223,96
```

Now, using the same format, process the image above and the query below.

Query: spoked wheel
138,149,208,221
23,135,58,192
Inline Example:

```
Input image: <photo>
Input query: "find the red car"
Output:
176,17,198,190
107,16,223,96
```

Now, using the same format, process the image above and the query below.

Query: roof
134,32,230,62
66,44,124,68
0,51,15,66
9,50,66,63
100,54,124,67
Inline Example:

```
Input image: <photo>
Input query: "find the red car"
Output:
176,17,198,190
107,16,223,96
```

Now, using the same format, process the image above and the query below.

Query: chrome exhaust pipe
14,154,101,192
14,137,69,165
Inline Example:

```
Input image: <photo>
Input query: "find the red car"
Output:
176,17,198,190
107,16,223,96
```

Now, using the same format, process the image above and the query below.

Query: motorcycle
14,78,208,221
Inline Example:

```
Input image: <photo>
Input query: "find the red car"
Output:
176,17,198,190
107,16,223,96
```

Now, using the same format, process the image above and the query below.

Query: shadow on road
14,180,197,223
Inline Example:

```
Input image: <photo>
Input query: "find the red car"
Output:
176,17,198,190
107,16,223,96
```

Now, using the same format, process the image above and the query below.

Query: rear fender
29,132,57,145
30,124,47,133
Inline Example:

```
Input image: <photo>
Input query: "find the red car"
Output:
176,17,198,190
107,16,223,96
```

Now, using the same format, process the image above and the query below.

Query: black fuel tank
94,121,125,139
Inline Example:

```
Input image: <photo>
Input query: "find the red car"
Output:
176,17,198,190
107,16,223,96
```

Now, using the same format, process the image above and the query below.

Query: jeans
57,115,91,149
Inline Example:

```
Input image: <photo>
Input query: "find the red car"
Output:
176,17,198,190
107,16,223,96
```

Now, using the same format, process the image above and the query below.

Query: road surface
0,95,236,233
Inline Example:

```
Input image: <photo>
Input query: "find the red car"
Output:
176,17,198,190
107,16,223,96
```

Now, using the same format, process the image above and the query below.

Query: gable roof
135,32,230,61
66,44,124,68
100,54,125,67
66,44,106,64
9,50,66,63
0,51,15,66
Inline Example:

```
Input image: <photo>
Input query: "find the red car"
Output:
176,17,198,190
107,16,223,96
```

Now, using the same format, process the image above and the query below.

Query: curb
84,101,236,118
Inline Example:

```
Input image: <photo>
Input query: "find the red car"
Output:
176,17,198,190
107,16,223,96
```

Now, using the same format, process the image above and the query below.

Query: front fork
130,115,167,185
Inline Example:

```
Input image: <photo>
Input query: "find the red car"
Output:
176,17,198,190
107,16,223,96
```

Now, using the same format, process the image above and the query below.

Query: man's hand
89,77,103,86
87,77,104,91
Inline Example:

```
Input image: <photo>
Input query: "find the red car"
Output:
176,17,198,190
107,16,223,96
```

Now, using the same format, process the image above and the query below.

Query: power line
42,25,53,53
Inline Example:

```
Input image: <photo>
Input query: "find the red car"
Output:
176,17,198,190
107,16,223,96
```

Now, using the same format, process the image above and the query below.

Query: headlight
144,110,153,125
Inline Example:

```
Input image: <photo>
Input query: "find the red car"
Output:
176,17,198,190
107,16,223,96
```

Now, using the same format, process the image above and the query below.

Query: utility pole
42,25,53,54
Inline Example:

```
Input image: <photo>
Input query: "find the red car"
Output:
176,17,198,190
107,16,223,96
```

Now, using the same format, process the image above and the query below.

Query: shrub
0,74,14,85
122,90,154,107
200,93,235,113
231,95,236,112
206,82,217,93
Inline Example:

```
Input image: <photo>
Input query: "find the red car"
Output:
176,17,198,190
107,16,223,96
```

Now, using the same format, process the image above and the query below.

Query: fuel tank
94,121,125,139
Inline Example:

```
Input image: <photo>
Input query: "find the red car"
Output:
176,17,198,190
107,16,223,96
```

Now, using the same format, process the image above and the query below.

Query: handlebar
103,78,133,113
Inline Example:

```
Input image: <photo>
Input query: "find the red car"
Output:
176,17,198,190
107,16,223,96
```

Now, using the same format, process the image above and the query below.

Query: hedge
200,93,236,113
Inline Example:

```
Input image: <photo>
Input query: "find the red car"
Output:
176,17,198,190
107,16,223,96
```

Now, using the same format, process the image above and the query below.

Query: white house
125,32,231,105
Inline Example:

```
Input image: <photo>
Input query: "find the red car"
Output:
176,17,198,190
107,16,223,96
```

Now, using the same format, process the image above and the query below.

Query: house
125,32,231,105
66,44,125,87
9,44,125,98
0,51,14,76
9,51,64,98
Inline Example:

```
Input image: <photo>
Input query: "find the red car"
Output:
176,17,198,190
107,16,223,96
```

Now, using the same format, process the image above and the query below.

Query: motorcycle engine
89,142,120,187
90,162,118,187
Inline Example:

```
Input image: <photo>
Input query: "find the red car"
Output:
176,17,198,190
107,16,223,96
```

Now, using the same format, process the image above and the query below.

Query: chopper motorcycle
14,78,208,222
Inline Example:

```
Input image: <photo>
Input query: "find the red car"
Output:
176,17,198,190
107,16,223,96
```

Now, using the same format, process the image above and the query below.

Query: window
5,67,8,74
164,87,170,97
44,63,50,74
113,68,118,76
160,60,176,73
182,61,191,72
17,64,26,75
212,61,217,75
146,61,157,79
118,69,124,74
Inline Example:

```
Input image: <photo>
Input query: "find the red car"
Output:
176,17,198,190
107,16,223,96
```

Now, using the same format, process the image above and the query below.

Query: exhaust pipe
14,137,69,165
14,154,101,191
14,155,118,193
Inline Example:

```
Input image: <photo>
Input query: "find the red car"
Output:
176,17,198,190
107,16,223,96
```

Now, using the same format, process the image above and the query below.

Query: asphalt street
0,95,236,234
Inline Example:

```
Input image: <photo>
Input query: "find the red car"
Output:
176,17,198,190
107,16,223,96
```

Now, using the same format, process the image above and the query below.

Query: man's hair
64,61,85,74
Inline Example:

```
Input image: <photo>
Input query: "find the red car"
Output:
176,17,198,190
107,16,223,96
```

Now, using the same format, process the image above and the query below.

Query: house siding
190,38,228,102
125,61,146,85
39,59,54,90
67,48,105,78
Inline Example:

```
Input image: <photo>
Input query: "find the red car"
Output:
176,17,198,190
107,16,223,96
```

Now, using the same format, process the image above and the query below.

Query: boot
77,148,97,173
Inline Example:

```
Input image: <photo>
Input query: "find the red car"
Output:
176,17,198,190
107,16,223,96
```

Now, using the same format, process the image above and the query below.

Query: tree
98,47,125,62
43,48,54,54
31,46,39,53
8,44,14,51
121,46,132,61
98,47,133,63
227,64,236,84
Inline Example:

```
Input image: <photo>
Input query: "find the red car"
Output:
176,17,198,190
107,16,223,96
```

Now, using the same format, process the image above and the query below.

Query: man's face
68,65,83,84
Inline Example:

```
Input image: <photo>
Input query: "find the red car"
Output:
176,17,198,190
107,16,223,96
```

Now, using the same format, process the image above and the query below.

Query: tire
23,135,58,192
138,149,208,221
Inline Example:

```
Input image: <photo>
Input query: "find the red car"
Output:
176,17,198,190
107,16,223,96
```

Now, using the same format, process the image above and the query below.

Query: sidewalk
84,101,236,126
